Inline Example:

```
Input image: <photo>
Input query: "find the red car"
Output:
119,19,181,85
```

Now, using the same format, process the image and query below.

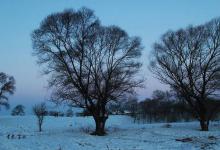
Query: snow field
0,115,220,150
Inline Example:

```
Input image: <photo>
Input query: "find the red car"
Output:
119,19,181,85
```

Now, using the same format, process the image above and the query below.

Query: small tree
33,103,47,132
11,105,25,116
0,72,15,110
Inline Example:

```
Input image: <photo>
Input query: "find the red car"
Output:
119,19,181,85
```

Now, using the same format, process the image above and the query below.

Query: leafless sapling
33,103,47,132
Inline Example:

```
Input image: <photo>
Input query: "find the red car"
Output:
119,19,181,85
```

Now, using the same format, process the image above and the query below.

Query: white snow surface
0,115,220,150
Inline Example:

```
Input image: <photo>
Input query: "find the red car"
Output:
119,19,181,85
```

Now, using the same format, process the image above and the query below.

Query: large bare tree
150,18,220,131
32,8,143,135
0,72,15,109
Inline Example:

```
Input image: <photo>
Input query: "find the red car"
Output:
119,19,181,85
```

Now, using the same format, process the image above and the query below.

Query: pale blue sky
0,0,220,112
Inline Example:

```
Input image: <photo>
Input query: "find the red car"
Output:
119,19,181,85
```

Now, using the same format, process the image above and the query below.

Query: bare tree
150,18,220,131
32,8,143,135
33,103,47,132
0,72,15,109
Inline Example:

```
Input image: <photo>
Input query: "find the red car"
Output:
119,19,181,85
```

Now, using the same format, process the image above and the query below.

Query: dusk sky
1,0,220,111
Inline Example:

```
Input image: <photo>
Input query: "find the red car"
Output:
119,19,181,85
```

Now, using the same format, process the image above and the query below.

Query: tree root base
90,131,106,136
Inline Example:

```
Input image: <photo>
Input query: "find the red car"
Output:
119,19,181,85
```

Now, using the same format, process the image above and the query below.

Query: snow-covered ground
0,115,220,150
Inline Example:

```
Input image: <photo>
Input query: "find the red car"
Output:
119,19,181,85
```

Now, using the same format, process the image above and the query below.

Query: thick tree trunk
199,119,209,131
198,103,209,131
198,111,209,131
187,98,209,131
91,116,107,136
87,100,108,136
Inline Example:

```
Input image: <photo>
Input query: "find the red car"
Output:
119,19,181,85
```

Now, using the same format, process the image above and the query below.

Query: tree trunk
199,112,209,131
198,104,209,131
91,116,107,136
199,119,209,131
39,125,42,132
39,123,42,132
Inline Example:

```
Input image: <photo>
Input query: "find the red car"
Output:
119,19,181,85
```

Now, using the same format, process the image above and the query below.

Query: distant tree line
45,108,74,117
107,90,220,124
